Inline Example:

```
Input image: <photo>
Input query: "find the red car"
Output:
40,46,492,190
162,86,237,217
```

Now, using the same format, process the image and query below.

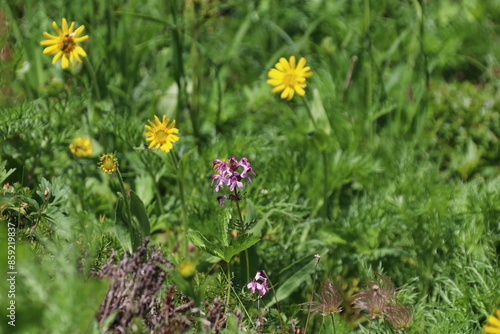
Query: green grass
1,0,499,333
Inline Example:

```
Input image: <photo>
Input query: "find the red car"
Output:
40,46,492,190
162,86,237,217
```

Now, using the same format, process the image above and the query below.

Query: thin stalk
225,260,231,316
116,168,132,225
331,314,336,334
83,57,101,101
234,189,250,282
229,273,255,329
304,255,321,334
171,151,188,257
262,271,284,332
300,95,318,129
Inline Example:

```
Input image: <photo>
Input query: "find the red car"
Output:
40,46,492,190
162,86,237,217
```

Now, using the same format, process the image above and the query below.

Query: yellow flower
178,261,196,278
484,309,500,334
40,18,88,69
69,137,92,157
98,154,118,174
267,56,313,100
144,115,180,153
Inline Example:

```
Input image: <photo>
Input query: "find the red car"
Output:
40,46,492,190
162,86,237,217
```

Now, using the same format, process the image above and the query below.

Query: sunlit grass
1,0,499,333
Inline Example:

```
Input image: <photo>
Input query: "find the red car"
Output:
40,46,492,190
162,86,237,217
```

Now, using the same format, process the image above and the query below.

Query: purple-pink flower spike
247,270,268,296
212,156,256,197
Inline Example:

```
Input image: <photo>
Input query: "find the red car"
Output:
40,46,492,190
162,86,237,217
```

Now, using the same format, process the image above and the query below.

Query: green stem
300,95,318,129
225,260,231,316
171,151,188,257
83,57,101,101
234,189,250,282
116,168,132,226
331,314,336,334
304,255,320,334
263,271,284,332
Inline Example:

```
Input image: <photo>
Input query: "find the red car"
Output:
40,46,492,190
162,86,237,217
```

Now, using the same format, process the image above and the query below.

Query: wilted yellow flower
98,154,118,174
144,115,180,153
69,137,92,157
484,309,500,334
267,56,313,100
40,18,88,69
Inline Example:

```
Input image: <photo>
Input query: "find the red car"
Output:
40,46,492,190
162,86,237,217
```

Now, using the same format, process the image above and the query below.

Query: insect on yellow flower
98,154,118,174
484,309,500,334
69,137,93,157
267,56,313,100
144,115,180,153
40,18,89,69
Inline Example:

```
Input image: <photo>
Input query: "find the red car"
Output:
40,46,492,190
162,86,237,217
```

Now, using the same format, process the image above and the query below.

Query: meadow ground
0,1,499,333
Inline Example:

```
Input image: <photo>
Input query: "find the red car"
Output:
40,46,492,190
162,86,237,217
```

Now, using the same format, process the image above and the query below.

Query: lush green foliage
1,0,499,333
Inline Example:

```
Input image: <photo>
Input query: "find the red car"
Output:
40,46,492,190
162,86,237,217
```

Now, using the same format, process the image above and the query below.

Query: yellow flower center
59,35,76,53
155,130,168,143
283,72,298,87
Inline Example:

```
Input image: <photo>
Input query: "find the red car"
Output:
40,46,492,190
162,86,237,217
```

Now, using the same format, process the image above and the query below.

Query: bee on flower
40,18,88,69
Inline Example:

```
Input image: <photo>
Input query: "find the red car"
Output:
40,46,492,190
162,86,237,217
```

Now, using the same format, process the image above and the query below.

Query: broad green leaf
266,252,326,308
114,197,132,253
130,190,151,238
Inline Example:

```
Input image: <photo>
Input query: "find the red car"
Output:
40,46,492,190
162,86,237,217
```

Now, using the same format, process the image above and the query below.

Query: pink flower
247,271,268,296
212,156,256,197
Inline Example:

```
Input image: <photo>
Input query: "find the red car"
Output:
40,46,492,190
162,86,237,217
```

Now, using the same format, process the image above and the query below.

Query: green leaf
245,198,257,224
311,89,331,135
266,252,326,308
223,233,260,263
130,190,151,239
188,230,225,259
114,197,132,253
0,161,15,184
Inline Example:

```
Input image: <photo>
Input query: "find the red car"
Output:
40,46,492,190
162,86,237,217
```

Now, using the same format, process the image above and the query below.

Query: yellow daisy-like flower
98,154,118,174
484,309,500,334
144,115,180,153
40,18,88,69
69,137,93,157
266,56,313,100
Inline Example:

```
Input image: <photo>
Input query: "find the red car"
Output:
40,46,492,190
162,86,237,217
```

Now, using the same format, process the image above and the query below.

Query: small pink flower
247,270,268,296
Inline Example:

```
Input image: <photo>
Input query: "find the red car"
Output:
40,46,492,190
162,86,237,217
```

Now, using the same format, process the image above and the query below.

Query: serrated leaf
223,233,260,263
188,230,224,259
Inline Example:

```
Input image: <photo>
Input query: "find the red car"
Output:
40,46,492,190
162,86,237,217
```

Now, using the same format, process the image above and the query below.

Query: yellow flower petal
62,18,68,33
61,56,69,69
144,115,180,153
266,56,313,100
484,326,500,334
41,18,88,70
43,45,60,54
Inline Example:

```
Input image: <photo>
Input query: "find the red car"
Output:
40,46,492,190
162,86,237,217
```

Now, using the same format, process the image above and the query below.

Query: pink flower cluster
247,271,268,296
212,156,255,205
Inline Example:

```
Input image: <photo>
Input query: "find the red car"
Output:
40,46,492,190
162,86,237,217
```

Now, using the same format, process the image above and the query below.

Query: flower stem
301,95,318,129
225,260,231,316
171,151,188,257
262,271,284,332
304,255,320,334
234,189,250,282
116,168,133,229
